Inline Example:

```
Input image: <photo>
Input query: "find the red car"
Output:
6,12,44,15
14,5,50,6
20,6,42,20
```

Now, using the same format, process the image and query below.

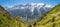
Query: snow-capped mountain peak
6,3,53,22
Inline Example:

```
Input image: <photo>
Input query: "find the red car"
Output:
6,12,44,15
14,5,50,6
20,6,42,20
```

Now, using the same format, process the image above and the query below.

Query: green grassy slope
31,4,60,27
0,4,60,27
0,5,25,27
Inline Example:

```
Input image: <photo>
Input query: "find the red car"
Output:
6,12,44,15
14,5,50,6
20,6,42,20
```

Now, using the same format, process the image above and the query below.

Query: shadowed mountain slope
31,4,60,27
0,5,25,27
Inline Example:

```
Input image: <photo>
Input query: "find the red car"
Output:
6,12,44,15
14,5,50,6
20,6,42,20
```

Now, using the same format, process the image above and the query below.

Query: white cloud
31,3,37,5
7,6,13,8
31,3,44,5
46,4,51,7
20,7,25,9
37,3,44,5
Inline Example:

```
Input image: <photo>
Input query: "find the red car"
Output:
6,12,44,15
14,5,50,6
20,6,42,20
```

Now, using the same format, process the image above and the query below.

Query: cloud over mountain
6,3,53,22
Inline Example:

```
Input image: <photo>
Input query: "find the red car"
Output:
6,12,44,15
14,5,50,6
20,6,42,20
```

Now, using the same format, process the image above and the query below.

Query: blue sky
0,0,60,7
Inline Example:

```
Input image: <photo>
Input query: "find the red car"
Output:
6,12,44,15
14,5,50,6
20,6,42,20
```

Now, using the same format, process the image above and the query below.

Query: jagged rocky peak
5,3,53,22
14,3,52,8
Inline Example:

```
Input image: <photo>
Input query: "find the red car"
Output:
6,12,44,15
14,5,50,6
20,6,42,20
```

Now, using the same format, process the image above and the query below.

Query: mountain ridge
31,4,60,27
0,5,25,27
5,3,53,22
0,4,60,27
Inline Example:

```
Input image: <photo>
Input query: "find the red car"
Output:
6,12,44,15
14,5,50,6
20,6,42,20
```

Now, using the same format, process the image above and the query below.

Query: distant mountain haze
5,3,53,22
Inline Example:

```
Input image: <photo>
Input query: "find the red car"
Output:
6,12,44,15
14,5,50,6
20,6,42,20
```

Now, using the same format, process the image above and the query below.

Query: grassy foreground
0,4,60,27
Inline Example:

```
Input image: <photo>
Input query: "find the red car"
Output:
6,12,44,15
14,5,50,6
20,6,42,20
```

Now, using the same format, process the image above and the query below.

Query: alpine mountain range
5,3,53,22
